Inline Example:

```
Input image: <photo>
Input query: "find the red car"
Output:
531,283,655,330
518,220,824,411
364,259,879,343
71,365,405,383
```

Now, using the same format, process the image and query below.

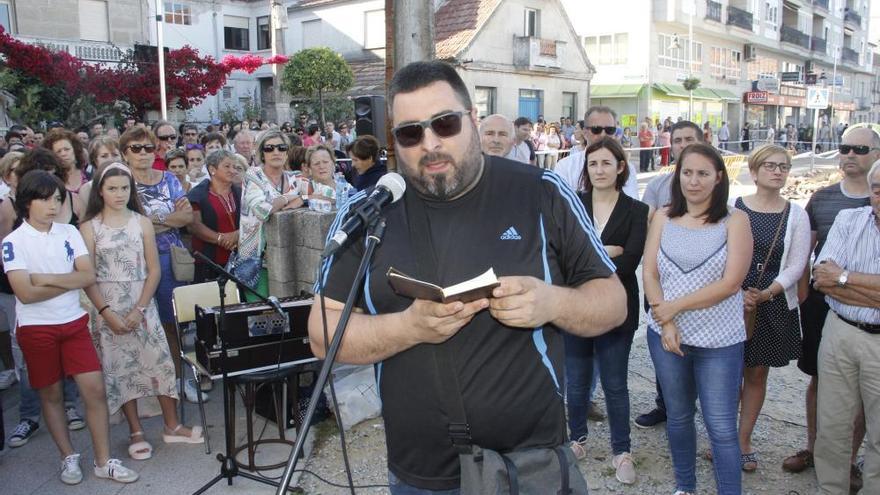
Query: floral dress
89,212,177,414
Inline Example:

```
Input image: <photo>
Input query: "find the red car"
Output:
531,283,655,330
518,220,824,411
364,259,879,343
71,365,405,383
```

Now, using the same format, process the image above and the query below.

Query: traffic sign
807,87,829,109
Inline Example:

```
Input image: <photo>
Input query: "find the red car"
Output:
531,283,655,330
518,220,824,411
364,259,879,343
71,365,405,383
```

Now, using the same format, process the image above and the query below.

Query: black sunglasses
392,111,465,147
157,134,177,141
589,126,617,135
127,144,156,153
839,144,876,155
262,144,290,153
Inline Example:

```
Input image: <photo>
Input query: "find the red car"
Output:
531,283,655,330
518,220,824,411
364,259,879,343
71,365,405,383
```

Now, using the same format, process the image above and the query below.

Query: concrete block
295,248,324,287
265,244,296,283
265,208,300,247
301,210,337,250
297,281,316,296
268,279,299,299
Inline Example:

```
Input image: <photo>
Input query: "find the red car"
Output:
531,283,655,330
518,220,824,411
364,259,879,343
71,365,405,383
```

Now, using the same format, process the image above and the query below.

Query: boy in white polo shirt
2,170,138,486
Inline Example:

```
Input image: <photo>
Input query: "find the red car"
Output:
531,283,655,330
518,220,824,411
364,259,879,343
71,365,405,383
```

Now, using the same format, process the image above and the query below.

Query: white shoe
569,436,588,461
0,369,17,390
60,453,83,485
93,458,139,483
612,452,636,484
182,378,208,403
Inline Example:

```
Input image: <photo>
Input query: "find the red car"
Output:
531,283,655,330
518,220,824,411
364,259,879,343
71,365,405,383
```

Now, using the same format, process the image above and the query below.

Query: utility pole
156,11,168,121
270,0,289,123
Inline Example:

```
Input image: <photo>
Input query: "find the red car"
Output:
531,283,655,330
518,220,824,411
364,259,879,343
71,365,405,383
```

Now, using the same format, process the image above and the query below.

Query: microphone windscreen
377,172,406,203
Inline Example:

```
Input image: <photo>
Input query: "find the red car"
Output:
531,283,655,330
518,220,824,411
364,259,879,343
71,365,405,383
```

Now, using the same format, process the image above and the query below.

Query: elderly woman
733,144,810,472
300,144,351,204
200,132,227,156
347,135,385,191
43,129,90,194
187,150,241,283
119,127,200,402
238,130,302,300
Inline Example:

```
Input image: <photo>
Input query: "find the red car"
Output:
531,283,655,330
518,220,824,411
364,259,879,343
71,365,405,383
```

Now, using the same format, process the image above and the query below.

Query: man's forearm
846,272,880,302
551,275,626,337
32,272,95,290
308,306,415,365
821,286,879,308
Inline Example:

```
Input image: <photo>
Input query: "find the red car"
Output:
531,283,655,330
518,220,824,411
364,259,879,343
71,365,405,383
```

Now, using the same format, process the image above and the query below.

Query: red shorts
16,314,101,389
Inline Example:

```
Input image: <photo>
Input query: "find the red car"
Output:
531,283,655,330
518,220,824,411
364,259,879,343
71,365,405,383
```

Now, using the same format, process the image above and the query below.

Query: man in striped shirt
812,159,880,495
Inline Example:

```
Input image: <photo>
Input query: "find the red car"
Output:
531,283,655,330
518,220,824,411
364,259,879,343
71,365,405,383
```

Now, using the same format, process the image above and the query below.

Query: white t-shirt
554,149,640,199
506,141,531,164
2,221,89,326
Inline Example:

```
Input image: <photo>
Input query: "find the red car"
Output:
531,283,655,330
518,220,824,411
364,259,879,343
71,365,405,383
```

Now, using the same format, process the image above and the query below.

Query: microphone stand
190,251,293,494
275,216,387,494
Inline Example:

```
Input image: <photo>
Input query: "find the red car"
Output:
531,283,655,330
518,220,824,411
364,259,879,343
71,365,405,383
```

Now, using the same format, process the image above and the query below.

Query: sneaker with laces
61,453,83,485
634,407,666,428
569,436,588,461
613,452,636,484
8,419,39,448
94,458,139,483
65,406,85,431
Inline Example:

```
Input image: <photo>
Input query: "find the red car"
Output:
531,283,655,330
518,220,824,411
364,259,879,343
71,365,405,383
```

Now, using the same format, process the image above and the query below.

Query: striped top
649,216,746,348
815,206,880,325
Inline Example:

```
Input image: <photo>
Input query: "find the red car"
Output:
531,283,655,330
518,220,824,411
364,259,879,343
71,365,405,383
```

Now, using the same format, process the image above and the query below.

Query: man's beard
398,129,483,200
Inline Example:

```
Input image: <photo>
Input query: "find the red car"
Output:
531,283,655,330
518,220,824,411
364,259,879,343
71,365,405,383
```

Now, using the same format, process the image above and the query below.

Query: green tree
280,48,353,127
291,96,353,128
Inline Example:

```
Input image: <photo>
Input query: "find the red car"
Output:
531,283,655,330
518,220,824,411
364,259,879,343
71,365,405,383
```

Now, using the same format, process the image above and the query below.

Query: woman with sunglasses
150,121,177,171
644,143,752,495
731,144,810,472
119,127,200,403
239,130,302,300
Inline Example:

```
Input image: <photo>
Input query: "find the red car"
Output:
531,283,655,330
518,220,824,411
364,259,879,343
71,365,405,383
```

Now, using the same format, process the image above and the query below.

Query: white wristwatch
837,270,850,287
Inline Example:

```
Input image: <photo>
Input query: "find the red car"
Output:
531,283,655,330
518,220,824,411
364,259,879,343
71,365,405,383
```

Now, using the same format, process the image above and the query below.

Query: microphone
322,172,406,257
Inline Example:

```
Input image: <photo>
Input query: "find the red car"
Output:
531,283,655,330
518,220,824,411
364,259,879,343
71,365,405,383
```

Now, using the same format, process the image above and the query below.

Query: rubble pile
782,169,842,200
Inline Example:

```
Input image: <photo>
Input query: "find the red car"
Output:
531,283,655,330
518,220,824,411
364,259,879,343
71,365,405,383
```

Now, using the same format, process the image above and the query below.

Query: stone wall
264,208,337,298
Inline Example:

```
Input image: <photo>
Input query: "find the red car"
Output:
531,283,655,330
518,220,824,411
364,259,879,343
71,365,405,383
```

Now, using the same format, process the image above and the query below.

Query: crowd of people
0,60,877,495
0,114,386,486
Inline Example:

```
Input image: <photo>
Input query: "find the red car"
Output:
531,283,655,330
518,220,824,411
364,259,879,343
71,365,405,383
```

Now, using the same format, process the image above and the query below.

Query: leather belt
836,313,880,335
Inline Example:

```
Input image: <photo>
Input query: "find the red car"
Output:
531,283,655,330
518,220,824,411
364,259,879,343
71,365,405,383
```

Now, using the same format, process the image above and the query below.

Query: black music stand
275,217,387,494
191,252,295,495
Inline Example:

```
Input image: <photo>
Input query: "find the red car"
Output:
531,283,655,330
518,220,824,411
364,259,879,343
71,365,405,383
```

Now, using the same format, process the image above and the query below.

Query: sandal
742,452,758,472
162,424,204,444
128,431,153,460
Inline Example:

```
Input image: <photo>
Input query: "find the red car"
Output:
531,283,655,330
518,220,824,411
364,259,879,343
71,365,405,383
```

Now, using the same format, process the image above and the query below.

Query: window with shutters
257,16,271,50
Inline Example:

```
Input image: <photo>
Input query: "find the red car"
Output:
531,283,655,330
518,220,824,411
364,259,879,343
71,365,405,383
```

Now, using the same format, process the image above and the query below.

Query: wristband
98,305,110,315
217,233,222,244
136,306,146,315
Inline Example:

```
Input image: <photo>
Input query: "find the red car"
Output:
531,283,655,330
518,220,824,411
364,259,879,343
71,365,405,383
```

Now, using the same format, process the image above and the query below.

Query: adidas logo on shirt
500,227,522,240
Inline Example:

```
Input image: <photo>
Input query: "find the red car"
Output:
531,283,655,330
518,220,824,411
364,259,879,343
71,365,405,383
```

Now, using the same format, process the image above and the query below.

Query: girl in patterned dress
81,163,203,461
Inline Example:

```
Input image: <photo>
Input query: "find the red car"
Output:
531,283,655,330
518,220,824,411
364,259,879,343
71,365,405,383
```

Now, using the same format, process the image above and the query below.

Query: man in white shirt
506,117,535,165
554,106,638,198
718,122,730,150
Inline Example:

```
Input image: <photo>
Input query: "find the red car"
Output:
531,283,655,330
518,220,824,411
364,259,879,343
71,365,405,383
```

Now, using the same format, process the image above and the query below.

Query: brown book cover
386,267,500,303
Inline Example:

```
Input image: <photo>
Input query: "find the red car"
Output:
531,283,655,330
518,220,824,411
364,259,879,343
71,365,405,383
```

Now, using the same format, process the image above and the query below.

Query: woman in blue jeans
643,143,752,495
565,137,647,485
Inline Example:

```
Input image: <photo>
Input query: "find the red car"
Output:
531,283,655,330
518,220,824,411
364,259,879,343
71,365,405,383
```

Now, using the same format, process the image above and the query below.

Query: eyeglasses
589,126,617,135
839,144,877,155
157,134,177,141
184,132,198,136
127,144,156,154
392,111,465,148
262,144,290,153
760,161,792,172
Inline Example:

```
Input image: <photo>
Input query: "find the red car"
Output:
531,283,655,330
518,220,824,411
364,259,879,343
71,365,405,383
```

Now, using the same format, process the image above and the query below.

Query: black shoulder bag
403,183,588,495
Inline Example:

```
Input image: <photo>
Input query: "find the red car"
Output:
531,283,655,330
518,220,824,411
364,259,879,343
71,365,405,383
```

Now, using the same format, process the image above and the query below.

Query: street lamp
672,1,696,120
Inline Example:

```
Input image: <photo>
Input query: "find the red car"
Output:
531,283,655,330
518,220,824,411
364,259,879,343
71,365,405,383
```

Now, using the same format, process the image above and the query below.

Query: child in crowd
80,163,202,461
2,170,138,485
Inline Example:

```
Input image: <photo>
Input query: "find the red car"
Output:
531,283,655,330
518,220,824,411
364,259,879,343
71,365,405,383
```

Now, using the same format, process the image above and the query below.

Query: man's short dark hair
514,117,532,128
584,105,617,122
670,120,704,142
15,169,66,220
388,61,472,112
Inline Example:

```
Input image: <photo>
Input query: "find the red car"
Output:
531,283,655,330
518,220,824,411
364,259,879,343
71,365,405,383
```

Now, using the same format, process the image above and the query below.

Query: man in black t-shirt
313,61,627,493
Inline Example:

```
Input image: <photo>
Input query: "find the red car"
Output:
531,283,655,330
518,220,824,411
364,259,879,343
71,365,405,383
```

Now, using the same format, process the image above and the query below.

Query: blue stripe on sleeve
540,171,616,271
314,190,369,293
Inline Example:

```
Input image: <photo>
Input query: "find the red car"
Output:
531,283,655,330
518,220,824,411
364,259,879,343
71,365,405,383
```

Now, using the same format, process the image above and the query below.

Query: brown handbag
744,202,789,340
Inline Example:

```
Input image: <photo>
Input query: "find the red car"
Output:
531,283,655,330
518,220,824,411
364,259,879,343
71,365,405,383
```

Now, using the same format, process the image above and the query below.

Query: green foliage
291,96,353,126
682,77,701,91
218,89,262,123
280,48,353,125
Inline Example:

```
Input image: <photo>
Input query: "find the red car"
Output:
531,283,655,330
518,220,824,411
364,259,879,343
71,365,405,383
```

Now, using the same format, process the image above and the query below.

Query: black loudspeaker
354,95,387,146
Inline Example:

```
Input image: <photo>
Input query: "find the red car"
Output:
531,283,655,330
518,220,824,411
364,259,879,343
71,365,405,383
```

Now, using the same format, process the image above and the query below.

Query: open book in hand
386,267,500,304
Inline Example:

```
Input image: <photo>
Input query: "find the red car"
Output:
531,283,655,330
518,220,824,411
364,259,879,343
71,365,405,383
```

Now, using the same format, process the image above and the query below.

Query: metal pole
156,13,168,121
830,44,838,127
687,1,694,120
811,108,819,171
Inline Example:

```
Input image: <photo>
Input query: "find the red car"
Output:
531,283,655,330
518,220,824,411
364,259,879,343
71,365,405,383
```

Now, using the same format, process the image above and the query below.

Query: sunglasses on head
839,144,875,155
262,144,289,153
157,134,177,141
392,111,465,147
589,126,617,135
127,144,156,153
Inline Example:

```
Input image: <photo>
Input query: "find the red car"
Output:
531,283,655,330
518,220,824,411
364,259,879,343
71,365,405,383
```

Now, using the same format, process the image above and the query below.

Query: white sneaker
93,458,139,483
612,452,636,484
60,453,83,485
0,369,17,389
182,378,209,404
569,436,588,461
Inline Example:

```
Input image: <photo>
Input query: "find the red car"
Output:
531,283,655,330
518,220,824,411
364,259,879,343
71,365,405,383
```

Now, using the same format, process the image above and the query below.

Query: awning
653,83,735,101
590,84,645,98
710,88,740,101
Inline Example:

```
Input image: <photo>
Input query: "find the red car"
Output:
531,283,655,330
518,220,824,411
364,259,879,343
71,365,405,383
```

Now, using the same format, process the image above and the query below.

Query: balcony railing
726,5,753,31
813,0,829,10
842,46,860,64
811,36,827,54
781,25,810,50
844,9,862,27
705,0,722,22
513,36,563,70
16,35,125,63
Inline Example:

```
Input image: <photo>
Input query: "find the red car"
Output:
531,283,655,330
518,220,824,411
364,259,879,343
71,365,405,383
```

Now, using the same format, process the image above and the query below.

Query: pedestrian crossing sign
807,87,829,109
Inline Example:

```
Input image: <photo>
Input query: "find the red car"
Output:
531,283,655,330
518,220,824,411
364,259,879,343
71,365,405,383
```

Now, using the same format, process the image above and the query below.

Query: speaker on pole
354,95,386,147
